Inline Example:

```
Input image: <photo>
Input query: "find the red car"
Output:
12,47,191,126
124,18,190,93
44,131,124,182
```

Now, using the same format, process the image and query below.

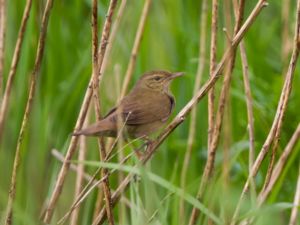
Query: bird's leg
133,136,153,160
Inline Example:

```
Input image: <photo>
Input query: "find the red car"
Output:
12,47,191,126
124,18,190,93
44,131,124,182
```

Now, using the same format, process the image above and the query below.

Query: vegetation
0,0,299,224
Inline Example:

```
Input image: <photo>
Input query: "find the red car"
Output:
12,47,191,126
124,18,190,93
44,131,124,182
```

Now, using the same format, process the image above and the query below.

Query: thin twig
289,165,300,225
232,0,257,200
257,123,300,205
43,0,118,223
230,0,300,223
232,0,256,177
93,1,267,223
222,0,234,194
240,42,255,172
91,0,115,224
70,120,88,225
4,0,54,224
0,0,6,95
0,0,33,138
179,0,208,220
238,123,300,225
100,0,127,77
114,64,127,224
263,0,300,191
208,0,218,159
120,0,152,98
281,0,292,62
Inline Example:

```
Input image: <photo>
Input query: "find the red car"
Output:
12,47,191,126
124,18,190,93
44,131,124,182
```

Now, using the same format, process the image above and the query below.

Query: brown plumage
73,70,183,138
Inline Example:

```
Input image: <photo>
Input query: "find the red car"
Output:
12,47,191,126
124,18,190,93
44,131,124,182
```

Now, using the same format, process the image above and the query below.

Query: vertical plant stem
0,0,5,95
289,165,300,225
91,0,115,224
4,0,54,224
0,0,33,138
281,0,291,62
189,1,247,224
222,0,233,187
222,100,231,184
70,123,88,225
230,0,300,223
208,0,218,155
207,0,245,179
179,0,208,220
94,2,267,222
257,123,300,205
114,64,127,224
262,0,300,190
232,0,256,195
239,42,255,173
238,123,300,225
100,0,127,77
120,0,151,98
43,0,118,223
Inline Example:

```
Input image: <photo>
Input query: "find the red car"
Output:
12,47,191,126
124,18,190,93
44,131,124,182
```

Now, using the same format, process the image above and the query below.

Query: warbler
73,70,183,138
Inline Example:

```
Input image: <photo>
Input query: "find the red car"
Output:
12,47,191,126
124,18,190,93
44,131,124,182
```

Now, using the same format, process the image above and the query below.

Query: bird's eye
153,76,161,81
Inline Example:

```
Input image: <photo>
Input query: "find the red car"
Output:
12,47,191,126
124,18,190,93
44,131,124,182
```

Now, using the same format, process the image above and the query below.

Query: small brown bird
73,70,183,139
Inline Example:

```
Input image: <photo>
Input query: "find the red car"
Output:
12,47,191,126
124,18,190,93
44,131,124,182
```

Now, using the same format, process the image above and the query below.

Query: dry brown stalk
114,64,127,224
4,0,54,224
230,0,300,223
239,42,255,172
257,123,300,205
120,0,152,98
222,100,232,183
237,123,300,225
281,0,292,62
208,0,218,155
205,0,245,181
262,0,300,190
43,0,118,223
100,0,127,77
289,165,300,225
93,174,133,225
179,0,208,219
232,0,256,192
93,1,268,223
188,1,247,224
93,185,104,221
0,0,5,95
70,116,88,225
0,0,33,138
91,0,115,224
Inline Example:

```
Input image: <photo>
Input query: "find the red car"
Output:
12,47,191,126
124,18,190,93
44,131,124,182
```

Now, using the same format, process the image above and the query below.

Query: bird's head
136,70,184,92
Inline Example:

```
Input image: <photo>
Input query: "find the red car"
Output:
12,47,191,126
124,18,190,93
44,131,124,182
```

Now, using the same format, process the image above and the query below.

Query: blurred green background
0,0,299,224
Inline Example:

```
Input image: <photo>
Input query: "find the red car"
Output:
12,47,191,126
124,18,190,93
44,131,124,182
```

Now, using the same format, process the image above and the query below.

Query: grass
0,0,300,224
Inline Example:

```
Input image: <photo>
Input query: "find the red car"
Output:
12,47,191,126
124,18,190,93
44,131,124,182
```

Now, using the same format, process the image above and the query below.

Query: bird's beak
170,72,184,79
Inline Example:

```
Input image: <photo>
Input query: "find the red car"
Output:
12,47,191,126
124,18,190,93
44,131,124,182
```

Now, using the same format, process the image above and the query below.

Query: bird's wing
106,91,174,125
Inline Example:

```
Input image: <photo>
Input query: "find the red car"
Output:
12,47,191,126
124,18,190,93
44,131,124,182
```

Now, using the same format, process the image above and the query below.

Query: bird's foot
134,137,153,160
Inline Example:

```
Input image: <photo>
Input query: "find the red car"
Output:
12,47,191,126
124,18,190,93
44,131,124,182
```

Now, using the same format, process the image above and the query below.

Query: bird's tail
72,119,116,137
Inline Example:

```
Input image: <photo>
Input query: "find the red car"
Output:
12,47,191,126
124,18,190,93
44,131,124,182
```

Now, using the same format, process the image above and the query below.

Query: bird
73,70,183,139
